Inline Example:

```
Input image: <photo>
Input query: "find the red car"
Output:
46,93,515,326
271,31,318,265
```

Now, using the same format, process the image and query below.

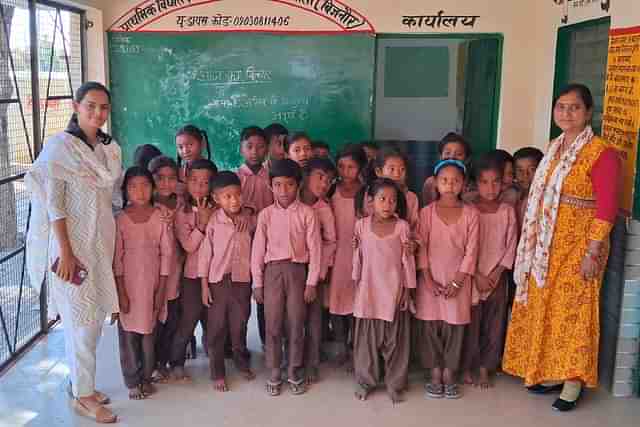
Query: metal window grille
0,0,85,371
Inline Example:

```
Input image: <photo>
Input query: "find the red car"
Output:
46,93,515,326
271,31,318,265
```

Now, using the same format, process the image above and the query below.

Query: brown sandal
72,398,118,424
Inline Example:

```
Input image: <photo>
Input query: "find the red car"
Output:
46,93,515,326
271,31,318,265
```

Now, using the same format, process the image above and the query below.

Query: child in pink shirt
251,159,322,396
372,146,419,231
199,171,256,392
461,156,517,388
285,132,313,168
416,159,479,400
422,132,473,206
169,159,218,381
352,178,416,403
236,126,273,347
299,157,337,384
328,144,368,369
114,167,173,400
174,125,212,198
148,156,184,382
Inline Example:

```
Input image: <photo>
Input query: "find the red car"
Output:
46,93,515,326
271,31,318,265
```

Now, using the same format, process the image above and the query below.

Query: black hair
148,155,178,175
121,166,155,207
211,170,242,192
303,157,337,178
434,159,467,178
553,83,594,111
487,149,514,172
133,144,163,170
264,123,289,143
186,158,218,178
513,147,544,165
175,124,212,167
355,177,407,220
240,125,267,143
269,158,302,184
473,153,504,180
67,81,112,145
372,144,409,173
75,81,111,104
438,132,472,159
359,140,379,150
335,143,368,175
283,131,311,154
311,140,330,151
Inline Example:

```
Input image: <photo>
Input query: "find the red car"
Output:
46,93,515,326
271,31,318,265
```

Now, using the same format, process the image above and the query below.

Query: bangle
451,281,461,289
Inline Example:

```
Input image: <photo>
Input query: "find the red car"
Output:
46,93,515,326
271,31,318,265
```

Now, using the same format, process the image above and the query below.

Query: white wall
374,38,462,141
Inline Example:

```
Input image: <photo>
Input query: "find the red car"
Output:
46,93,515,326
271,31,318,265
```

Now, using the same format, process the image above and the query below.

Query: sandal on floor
265,380,282,397
67,382,110,405
354,382,371,401
425,383,444,399
444,383,462,399
71,398,118,424
288,378,306,395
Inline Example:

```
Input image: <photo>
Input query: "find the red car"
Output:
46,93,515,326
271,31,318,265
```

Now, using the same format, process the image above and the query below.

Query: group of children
112,123,545,403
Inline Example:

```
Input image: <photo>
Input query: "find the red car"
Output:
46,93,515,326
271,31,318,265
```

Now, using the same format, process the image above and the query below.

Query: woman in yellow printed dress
503,84,621,412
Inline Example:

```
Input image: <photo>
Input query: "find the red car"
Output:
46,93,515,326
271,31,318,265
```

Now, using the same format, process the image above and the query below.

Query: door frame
372,33,504,151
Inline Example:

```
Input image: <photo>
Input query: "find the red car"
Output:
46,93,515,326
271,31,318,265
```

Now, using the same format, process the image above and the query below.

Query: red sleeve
591,148,621,223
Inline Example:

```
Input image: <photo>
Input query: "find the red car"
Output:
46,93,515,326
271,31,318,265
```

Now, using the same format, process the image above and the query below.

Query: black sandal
425,383,444,399
444,383,462,399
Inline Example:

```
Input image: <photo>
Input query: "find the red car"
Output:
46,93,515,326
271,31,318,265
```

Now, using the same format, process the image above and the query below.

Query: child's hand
110,313,119,325
158,206,176,225
196,197,214,230
201,285,213,307
119,292,130,314
234,215,251,233
304,286,317,304
423,272,441,297
475,274,494,293
253,287,264,304
488,268,504,288
352,235,360,249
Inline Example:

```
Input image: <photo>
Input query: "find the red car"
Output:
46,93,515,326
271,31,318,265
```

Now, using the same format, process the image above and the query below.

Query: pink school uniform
351,216,416,395
415,203,479,371
237,164,273,213
114,208,173,334
405,190,419,231
327,188,358,314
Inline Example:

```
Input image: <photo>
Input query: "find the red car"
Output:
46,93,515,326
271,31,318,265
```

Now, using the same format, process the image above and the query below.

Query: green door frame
373,33,504,151
550,16,611,139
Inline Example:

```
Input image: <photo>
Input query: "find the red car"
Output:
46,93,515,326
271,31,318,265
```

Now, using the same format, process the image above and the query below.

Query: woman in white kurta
26,82,121,424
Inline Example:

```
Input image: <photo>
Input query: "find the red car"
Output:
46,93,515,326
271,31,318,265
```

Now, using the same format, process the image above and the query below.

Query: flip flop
444,383,462,399
266,380,282,396
425,383,444,399
71,398,118,424
67,382,111,405
288,378,306,395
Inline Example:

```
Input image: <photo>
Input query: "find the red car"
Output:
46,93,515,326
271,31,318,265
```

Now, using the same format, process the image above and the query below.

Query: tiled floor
1,318,639,427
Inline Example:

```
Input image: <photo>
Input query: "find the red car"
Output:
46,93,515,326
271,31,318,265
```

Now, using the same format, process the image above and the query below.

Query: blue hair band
434,159,467,176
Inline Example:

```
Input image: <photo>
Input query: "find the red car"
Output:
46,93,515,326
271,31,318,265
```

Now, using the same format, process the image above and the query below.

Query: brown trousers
155,297,181,368
118,323,155,389
206,275,252,380
305,283,325,369
264,261,308,370
170,278,207,367
462,278,508,371
353,310,411,393
419,320,465,370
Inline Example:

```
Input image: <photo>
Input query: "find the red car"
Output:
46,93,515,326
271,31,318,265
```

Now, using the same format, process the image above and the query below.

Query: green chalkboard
108,33,375,169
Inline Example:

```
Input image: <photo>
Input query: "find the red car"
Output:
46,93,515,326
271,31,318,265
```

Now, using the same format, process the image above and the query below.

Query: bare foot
388,389,404,404
141,382,156,396
463,370,474,385
213,378,229,392
128,385,146,400
306,367,319,385
478,367,491,389
241,369,256,381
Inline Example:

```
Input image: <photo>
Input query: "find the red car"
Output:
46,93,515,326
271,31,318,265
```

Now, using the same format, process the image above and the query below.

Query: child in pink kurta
461,157,518,387
149,155,185,380
114,166,173,399
300,158,337,383
351,178,416,402
168,159,218,381
416,159,479,400
327,144,368,368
